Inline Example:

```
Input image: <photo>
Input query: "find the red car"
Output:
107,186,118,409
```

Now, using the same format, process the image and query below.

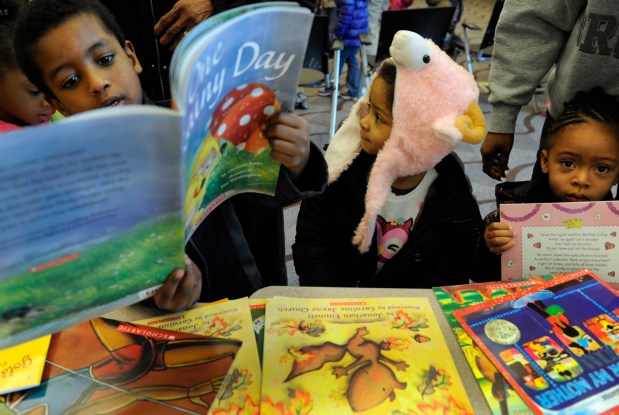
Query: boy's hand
153,255,202,312
484,222,516,254
154,0,214,50
265,112,310,179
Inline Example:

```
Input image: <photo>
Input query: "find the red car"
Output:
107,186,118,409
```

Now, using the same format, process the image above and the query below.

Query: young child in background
0,0,56,133
333,0,368,100
14,0,327,310
293,31,494,288
484,89,619,255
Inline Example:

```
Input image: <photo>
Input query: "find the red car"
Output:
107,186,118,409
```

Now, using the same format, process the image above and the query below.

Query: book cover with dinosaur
454,269,619,415
260,297,473,414
0,317,241,414
138,297,262,414
434,277,557,415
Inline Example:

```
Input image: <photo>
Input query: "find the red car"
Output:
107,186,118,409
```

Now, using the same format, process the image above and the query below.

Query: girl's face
541,121,619,202
359,77,393,155
0,68,53,126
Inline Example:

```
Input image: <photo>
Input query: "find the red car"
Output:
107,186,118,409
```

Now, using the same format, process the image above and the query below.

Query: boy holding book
14,0,327,311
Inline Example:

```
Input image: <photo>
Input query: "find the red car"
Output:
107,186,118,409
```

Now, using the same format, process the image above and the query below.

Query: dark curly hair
545,87,619,150
0,0,26,76
375,58,397,111
14,0,125,98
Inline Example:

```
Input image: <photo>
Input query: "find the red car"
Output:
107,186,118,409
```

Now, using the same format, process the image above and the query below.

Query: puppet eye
423,55,431,64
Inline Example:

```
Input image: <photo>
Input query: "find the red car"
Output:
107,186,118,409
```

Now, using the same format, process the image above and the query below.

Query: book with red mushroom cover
170,3,312,239
0,3,312,350
454,269,619,415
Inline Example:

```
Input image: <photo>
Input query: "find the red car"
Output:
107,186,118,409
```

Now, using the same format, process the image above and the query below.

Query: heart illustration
533,242,541,249
606,242,616,250
609,271,616,277
527,233,534,238
530,266,536,271
611,232,617,237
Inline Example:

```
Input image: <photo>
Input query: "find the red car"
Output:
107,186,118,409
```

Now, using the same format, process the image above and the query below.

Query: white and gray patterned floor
284,0,548,285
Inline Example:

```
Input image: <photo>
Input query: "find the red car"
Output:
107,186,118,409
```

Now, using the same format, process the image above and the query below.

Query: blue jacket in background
334,0,368,48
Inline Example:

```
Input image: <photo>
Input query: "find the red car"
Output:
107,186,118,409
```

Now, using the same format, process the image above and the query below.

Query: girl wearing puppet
293,30,496,288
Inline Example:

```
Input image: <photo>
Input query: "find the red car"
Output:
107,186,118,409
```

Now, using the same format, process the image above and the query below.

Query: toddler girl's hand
264,112,310,179
484,222,516,254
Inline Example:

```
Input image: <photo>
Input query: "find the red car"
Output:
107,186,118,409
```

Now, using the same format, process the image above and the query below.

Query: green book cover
433,276,556,415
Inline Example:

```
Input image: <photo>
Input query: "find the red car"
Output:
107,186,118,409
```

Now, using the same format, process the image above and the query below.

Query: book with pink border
500,201,619,289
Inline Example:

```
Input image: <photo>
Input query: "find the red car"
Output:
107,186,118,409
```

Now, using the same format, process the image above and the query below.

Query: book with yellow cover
260,297,472,414
138,297,262,414
0,335,51,394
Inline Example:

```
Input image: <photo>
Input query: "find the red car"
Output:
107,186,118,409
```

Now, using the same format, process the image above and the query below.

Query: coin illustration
484,319,520,345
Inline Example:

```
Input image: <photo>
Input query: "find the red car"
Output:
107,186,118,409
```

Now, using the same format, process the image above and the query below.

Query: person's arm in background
481,0,585,180
154,0,266,49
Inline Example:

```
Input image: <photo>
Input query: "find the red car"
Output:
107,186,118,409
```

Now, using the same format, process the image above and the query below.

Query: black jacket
293,152,496,288
188,143,327,301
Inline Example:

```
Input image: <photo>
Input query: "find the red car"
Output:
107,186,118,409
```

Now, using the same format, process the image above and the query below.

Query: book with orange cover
138,297,261,414
0,317,240,414
260,297,473,414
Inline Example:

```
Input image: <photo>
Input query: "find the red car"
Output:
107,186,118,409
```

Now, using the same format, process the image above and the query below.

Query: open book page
500,201,619,289
261,297,473,414
173,6,312,240
0,107,184,349
454,269,619,415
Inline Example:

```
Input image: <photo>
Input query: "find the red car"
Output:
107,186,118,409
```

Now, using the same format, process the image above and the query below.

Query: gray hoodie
488,1,619,133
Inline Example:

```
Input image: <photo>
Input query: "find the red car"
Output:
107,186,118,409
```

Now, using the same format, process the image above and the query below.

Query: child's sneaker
318,87,333,97
294,89,309,110
339,91,358,101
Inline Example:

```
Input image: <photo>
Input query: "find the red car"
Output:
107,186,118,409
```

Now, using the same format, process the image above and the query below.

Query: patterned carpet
284,0,549,285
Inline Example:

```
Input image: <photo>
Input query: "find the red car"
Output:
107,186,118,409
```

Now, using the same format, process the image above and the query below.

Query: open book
0,3,312,349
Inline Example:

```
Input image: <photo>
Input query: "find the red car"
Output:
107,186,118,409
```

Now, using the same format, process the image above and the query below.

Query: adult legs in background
367,0,389,65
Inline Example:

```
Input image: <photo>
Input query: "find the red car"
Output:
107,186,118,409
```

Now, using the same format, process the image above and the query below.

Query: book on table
0,317,241,414
0,335,51,395
0,3,313,349
433,276,558,415
260,297,474,414
137,297,262,413
454,269,619,415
